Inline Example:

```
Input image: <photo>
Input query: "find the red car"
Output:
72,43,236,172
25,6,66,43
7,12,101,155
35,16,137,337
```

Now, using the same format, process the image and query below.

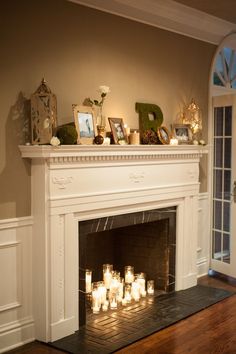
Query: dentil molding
67,0,236,44
19,145,208,166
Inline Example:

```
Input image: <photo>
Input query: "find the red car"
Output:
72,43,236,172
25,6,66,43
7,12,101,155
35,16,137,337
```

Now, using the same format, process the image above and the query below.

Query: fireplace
20,144,203,342
79,207,176,325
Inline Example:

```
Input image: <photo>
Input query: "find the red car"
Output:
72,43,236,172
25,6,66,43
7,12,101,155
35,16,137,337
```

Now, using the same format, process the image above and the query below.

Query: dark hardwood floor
6,274,236,354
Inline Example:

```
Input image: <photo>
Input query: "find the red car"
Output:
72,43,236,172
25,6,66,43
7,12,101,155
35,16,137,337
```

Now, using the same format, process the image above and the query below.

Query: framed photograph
73,105,96,144
157,126,170,144
108,117,128,144
172,124,193,144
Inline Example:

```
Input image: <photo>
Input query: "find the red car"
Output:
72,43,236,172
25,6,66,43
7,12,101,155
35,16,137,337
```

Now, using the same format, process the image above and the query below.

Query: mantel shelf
19,144,208,161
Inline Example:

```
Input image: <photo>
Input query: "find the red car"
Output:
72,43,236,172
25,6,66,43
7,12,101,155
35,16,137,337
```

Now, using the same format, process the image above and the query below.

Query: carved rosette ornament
31,78,57,144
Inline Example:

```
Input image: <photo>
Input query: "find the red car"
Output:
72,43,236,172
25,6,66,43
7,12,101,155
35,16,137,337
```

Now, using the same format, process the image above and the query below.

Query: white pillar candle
136,273,146,297
170,138,178,145
110,294,118,309
124,124,130,136
102,300,109,311
85,269,92,293
131,281,140,301
124,284,132,303
103,264,113,289
125,266,134,284
92,288,101,314
147,280,155,295
98,282,107,305
129,131,140,145
110,271,120,295
122,298,127,306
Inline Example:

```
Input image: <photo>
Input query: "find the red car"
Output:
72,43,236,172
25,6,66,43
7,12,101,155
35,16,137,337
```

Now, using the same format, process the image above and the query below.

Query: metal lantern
31,78,57,144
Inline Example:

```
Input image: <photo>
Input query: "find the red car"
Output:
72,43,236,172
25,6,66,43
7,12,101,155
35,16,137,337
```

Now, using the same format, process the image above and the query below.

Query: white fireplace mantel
19,144,207,343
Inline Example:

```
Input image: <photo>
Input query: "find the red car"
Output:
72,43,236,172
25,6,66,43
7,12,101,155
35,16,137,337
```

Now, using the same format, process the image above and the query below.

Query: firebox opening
79,207,176,326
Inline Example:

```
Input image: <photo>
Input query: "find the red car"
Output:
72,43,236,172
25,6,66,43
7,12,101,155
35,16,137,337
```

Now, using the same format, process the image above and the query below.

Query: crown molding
68,0,236,44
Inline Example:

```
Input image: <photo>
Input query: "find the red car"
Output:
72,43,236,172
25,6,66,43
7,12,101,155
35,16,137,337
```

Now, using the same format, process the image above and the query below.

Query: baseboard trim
197,257,209,277
0,317,34,353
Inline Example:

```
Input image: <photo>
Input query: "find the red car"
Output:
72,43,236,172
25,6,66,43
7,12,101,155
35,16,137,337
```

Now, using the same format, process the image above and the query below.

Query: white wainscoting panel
0,217,34,353
197,193,210,277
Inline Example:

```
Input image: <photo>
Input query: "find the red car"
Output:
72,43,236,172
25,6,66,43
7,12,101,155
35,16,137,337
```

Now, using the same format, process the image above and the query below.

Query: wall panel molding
0,216,34,353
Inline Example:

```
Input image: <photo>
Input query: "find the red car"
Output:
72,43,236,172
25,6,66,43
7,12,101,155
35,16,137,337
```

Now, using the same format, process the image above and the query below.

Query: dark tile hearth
50,285,234,354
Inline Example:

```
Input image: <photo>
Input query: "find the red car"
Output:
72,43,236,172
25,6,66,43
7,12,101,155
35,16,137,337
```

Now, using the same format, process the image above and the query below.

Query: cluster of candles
85,264,155,314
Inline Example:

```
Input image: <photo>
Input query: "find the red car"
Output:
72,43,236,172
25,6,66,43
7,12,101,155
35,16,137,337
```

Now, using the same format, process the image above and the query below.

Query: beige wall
0,0,215,219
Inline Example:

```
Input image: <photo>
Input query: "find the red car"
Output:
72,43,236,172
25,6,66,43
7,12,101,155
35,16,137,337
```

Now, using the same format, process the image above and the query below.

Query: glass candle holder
147,280,155,295
85,269,92,293
124,284,132,303
103,264,113,289
98,281,107,305
110,271,120,296
110,292,118,309
125,266,134,284
118,277,124,302
132,280,140,301
136,272,146,297
92,282,101,314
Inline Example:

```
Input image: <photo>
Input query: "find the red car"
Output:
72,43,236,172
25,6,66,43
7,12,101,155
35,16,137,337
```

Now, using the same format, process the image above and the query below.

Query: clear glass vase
93,105,106,136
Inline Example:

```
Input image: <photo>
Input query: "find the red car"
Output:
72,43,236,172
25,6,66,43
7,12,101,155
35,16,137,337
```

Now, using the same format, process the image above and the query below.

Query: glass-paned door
211,95,236,277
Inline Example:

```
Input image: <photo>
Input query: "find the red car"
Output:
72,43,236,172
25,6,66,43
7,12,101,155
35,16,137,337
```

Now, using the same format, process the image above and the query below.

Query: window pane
213,231,221,259
223,233,230,264
224,170,231,201
225,106,232,136
223,202,230,233
214,107,223,136
224,138,232,168
214,200,222,230
214,138,223,168
214,169,222,199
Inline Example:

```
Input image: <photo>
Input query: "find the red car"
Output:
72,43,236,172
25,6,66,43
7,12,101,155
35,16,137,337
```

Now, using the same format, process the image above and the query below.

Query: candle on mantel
124,124,130,136
129,131,140,145
170,137,178,145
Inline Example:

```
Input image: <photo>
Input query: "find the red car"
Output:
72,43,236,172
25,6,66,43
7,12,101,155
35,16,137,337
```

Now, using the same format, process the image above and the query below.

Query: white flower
50,136,60,146
98,85,110,95
193,140,199,145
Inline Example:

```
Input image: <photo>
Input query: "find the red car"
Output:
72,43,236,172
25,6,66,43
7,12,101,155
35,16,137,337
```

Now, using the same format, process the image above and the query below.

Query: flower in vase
88,85,111,107
88,85,110,127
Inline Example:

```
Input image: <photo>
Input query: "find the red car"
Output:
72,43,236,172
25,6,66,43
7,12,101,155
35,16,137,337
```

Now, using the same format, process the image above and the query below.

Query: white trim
0,317,34,354
0,216,33,230
67,0,236,44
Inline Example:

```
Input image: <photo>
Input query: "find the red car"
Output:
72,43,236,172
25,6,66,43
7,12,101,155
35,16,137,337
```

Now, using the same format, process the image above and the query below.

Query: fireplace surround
20,144,205,343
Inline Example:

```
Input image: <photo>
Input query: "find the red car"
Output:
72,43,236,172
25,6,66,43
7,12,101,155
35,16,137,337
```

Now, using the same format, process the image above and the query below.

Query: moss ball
56,125,78,145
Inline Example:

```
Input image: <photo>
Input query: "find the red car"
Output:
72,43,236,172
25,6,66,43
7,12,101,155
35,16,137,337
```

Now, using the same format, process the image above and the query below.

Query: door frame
209,32,236,277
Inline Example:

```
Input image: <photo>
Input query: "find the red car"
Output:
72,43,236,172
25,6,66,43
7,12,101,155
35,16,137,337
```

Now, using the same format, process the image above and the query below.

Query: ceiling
174,0,236,24
69,0,236,44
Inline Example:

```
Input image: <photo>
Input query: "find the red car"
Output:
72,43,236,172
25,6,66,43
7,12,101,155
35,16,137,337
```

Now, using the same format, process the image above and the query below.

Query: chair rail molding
68,0,236,44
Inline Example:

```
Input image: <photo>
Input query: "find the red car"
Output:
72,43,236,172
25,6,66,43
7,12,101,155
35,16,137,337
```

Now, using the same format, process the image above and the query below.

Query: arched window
213,47,236,89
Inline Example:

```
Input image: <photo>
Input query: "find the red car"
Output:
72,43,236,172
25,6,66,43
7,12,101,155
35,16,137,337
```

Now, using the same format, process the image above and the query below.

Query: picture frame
172,124,193,144
108,117,128,145
157,126,170,144
73,105,96,144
